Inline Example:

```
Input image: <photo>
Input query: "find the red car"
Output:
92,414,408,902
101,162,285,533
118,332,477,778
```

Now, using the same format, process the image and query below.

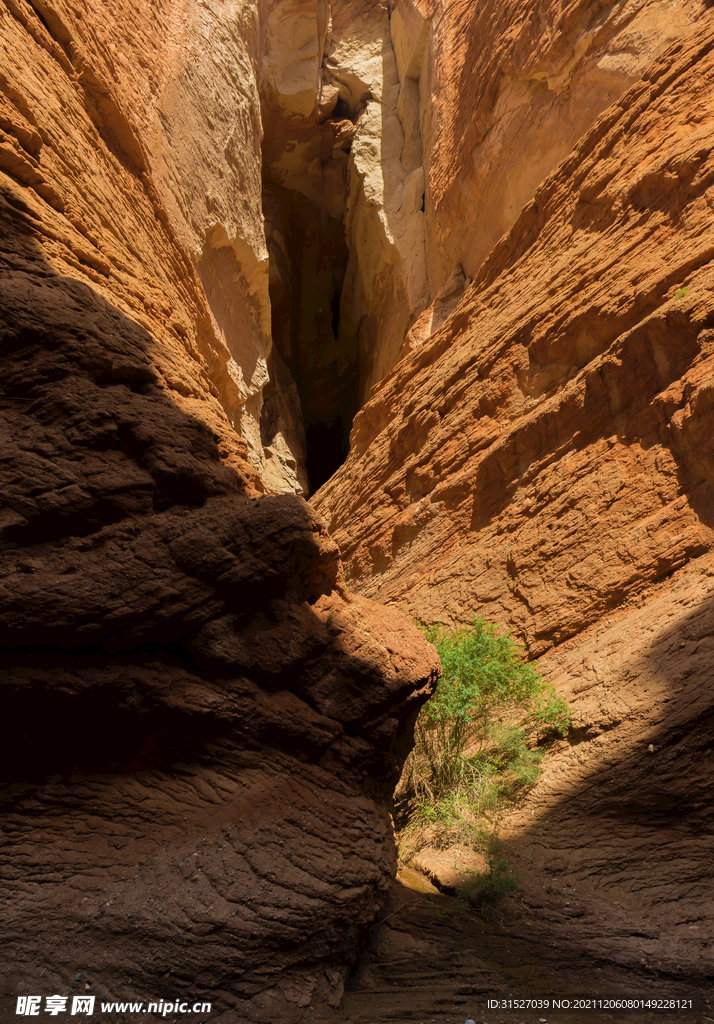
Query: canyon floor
318,869,707,1024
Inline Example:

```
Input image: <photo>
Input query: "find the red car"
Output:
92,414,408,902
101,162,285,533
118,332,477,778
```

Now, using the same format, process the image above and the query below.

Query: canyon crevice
2,0,714,1019
0,0,440,1019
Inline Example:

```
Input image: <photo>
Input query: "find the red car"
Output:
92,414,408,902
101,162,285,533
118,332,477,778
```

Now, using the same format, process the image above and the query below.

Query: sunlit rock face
0,1,439,1020
258,0,702,482
5,0,692,499
314,0,712,631
312,8,714,984
3,0,714,1012
407,0,702,311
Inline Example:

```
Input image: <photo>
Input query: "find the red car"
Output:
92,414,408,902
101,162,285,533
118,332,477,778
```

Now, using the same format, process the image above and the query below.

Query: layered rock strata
4,0,714,1010
401,0,702,311
314,22,714,647
258,0,702,479
313,16,714,981
0,1,438,1019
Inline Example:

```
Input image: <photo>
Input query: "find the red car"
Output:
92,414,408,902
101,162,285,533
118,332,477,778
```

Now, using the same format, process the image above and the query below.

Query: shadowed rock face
5,0,714,1013
0,2,438,1018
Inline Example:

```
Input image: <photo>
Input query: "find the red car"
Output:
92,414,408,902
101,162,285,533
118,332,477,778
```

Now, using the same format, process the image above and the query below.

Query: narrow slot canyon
2,0,714,1022
256,0,432,496
261,168,356,493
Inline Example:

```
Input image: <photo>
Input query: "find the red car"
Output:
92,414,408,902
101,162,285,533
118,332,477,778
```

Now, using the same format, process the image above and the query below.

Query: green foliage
397,615,571,899
402,616,569,818
674,286,690,299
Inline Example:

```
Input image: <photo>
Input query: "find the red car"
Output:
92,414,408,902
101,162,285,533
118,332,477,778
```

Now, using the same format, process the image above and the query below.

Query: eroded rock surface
315,23,714,648
4,0,714,1012
313,14,714,986
257,0,705,477
407,0,702,303
0,2,438,1019
500,552,714,982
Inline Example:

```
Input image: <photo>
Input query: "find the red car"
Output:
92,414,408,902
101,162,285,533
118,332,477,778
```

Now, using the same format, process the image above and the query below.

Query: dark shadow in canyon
0,185,436,1018
0,181,397,783
262,179,358,494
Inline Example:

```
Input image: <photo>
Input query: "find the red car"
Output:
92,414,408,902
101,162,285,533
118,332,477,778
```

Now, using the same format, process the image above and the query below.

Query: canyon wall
2,0,698,497
313,4,714,982
4,0,714,1012
0,0,438,1019
259,0,702,482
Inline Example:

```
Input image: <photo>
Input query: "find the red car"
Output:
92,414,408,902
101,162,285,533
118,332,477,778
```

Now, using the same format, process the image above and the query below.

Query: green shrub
402,616,569,817
397,615,570,893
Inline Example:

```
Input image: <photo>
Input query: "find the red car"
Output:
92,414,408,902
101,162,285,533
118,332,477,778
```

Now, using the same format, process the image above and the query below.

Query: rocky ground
317,870,709,1024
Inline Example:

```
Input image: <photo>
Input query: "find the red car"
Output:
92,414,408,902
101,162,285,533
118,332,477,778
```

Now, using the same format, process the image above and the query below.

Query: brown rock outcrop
0,1,438,1020
315,23,714,647
408,0,702,302
313,14,714,984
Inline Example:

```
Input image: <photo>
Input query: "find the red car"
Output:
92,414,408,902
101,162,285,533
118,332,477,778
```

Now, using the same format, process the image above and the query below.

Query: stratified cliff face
314,15,714,659
313,0,700,401
0,1,438,1019
313,7,714,983
407,0,701,303
4,0,714,1010
256,0,702,484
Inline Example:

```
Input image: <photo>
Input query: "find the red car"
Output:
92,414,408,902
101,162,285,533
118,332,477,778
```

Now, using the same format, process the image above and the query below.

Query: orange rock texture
4,0,714,1014
408,0,701,298
313,6,714,986
0,1,438,1019
315,13,714,643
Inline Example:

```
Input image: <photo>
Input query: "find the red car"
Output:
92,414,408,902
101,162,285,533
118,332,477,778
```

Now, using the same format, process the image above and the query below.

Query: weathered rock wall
309,0,701,399
313,13,714,979
314,19,714,646
501,552,714,982
406,0,702,305
7,0,695,497
5,0,714,1007
0,1,439,1019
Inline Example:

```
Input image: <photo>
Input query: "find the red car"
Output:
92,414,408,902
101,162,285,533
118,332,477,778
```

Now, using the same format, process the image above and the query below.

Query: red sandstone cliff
0,1,438,1020
313,10,714,987
4,0,714,1015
